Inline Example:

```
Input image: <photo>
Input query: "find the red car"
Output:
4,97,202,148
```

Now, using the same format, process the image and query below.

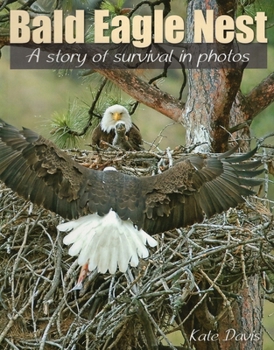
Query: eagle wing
0,120,94,219
91,124,115,148
0,120,146,224
141,149,262,234
0,120,262,236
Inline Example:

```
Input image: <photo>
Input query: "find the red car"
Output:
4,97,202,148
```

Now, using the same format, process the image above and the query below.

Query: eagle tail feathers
59,210,157,275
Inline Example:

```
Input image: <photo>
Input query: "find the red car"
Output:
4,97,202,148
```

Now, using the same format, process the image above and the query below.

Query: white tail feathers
58,210,157,274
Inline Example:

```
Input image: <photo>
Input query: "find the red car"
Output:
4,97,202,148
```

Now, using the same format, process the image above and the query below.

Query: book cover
0,1,273,349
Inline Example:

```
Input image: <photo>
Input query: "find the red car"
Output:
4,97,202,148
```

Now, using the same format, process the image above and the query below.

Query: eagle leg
72,262,90,290
78,261,89,282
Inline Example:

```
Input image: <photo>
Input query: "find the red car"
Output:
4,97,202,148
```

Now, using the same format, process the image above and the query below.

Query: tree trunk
180,1,263,349
182,0,244,153
180,275,263,350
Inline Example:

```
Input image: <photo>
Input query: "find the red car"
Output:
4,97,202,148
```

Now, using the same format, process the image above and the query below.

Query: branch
96,69,184,122
244,72,274,120
229,73,274,141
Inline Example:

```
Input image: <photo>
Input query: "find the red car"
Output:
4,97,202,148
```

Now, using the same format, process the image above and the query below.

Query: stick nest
0,146,273,350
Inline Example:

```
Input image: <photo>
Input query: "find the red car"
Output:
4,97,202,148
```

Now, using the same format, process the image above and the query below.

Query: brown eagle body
0,119,262,275
91,104,142,150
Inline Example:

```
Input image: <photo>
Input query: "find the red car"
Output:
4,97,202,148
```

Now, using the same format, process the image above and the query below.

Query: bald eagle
0,119,262,276
91,104,142,150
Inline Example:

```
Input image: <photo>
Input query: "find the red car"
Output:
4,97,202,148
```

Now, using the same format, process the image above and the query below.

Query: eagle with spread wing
0,119,262,276
91,104,143,150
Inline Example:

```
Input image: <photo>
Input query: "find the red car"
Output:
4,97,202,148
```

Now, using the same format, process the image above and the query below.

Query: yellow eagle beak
113,112,122,121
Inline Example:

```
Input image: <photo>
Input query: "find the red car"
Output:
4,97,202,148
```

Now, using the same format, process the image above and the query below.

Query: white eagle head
101,105,132,133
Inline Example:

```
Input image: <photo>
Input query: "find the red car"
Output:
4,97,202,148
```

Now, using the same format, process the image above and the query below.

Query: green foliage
61,0,90,11
101,0,126,14
85,0,126,43
50,100,90,148
237,0,274,24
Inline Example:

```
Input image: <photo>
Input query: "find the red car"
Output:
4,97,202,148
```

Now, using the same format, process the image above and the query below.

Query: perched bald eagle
91,104,142,150
0,120,262,276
